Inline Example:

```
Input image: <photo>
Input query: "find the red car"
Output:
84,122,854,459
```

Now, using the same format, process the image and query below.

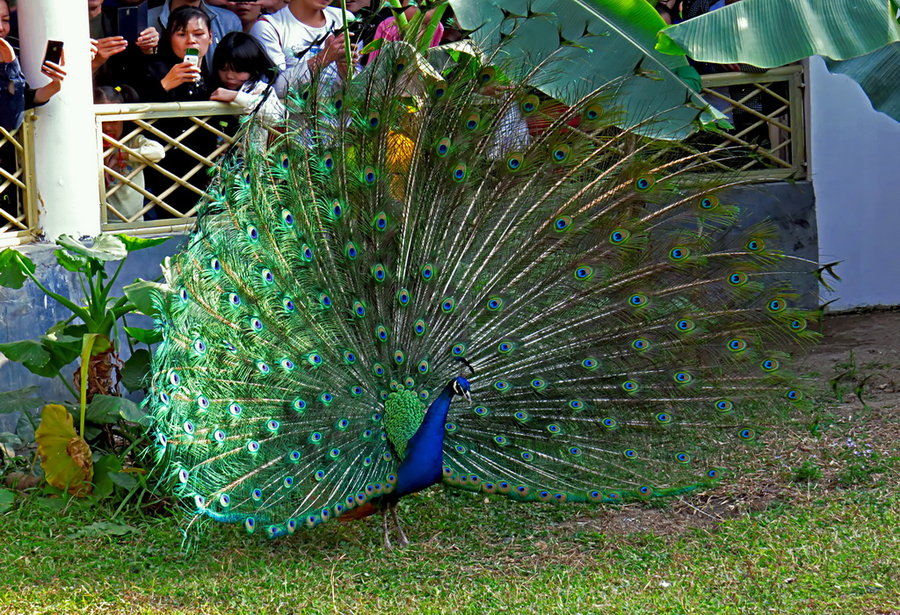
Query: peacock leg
389,501,409,546
381,507,393,550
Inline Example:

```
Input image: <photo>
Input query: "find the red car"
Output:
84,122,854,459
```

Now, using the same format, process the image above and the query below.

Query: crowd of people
0,0,777,224
0,0,460,221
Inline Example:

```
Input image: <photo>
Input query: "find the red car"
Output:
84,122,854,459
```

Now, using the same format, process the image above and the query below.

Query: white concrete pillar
18,1,101,240
808,56,900,309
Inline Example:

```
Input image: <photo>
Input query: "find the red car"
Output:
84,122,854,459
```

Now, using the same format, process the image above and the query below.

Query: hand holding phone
117,3,148,43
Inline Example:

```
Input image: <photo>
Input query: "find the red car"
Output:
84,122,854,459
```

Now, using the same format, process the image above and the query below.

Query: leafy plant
656,0,900,122
0,233,169,503
447,0,724,138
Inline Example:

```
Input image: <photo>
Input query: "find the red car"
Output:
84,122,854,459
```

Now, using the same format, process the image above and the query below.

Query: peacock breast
382,387,427,459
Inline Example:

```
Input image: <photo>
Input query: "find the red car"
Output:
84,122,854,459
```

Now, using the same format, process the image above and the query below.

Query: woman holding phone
138,6,220,218
138,6,212,101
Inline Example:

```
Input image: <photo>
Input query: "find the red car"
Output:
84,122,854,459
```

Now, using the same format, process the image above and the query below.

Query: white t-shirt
250,6,349,96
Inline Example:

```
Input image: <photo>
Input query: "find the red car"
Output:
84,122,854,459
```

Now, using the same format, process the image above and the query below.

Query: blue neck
391,384,454,498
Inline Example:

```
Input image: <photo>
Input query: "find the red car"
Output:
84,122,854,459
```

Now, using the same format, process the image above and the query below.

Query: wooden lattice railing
0,123,35,247
0,67,808,243
691,65,806,178
95,101,241,235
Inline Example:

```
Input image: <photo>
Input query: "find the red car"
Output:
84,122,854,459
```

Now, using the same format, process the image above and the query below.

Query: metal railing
0,67,808,244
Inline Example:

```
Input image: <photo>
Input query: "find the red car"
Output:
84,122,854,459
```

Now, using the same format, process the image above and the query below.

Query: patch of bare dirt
560,309,900,538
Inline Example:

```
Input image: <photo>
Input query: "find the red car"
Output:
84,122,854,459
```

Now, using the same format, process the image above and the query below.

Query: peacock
147,37,818,548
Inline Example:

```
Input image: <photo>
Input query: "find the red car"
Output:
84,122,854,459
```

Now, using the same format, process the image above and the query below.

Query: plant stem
23,269,90,323
78,335,100,436
387,0,409,28
57,372,78,399
106,257,127,292
340,0,352,72
420,3,447,54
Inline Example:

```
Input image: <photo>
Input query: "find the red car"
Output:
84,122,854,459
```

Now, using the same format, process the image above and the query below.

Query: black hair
212,31,278,88
93,84,140,104
166,6,211,39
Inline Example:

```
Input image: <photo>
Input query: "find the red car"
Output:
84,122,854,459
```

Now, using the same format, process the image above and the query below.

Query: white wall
809,56,900,310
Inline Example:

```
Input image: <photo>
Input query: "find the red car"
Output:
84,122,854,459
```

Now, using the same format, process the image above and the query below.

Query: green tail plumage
148,40,817,541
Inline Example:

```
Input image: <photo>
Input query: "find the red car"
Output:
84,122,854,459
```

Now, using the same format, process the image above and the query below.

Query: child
95,85,165,223
249,0,354,96
210,31,283,124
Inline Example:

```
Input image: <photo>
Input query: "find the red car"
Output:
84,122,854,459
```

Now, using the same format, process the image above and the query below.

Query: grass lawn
2,312,899,614
2,427,897,614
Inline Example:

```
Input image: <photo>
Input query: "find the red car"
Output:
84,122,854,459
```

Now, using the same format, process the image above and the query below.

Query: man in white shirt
250,0,353,96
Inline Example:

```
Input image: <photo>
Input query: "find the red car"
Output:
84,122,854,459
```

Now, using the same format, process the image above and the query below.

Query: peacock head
450,376,472,403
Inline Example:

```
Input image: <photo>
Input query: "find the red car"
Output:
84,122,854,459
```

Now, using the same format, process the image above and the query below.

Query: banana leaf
448,0,726,139
826,43,900,122
656,0,900,67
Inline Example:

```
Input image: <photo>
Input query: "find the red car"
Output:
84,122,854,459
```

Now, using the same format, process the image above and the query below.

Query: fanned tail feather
148,41,818,538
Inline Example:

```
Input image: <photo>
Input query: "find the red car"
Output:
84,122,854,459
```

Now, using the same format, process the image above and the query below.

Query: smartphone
43,40,63,66
183,47,200,67
183,47,201,82
117,2,148,43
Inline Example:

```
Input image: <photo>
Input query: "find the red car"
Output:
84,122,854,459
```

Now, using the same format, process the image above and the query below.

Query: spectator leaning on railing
138,6,221,218
209,30,284,146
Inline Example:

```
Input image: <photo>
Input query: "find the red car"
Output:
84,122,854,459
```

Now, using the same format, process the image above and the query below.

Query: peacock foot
381,502,409,549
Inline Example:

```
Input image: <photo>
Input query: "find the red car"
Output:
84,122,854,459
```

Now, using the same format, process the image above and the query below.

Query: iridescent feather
148,40,817,544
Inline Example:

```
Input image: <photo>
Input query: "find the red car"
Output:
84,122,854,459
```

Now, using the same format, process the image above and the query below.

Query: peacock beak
463,390,472,404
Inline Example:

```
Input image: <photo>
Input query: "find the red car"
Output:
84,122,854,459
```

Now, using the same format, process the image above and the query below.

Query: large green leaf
657,0,900,68
0,340,51,373
123,326,163,345
120,348,152,392
86,394,145,425
123,279,169,317
448,0,725,139
0,386,42,415
826,43,900,122
0,248,35,289
57,234,128,262
116,234,170,252
54,249,92,275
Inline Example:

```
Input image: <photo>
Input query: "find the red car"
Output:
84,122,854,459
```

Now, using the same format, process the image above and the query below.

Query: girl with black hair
210,31,285,145
210,31,282,115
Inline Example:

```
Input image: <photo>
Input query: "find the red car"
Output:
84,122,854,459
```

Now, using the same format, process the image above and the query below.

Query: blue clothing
0,59,26,132
149,1,241,62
